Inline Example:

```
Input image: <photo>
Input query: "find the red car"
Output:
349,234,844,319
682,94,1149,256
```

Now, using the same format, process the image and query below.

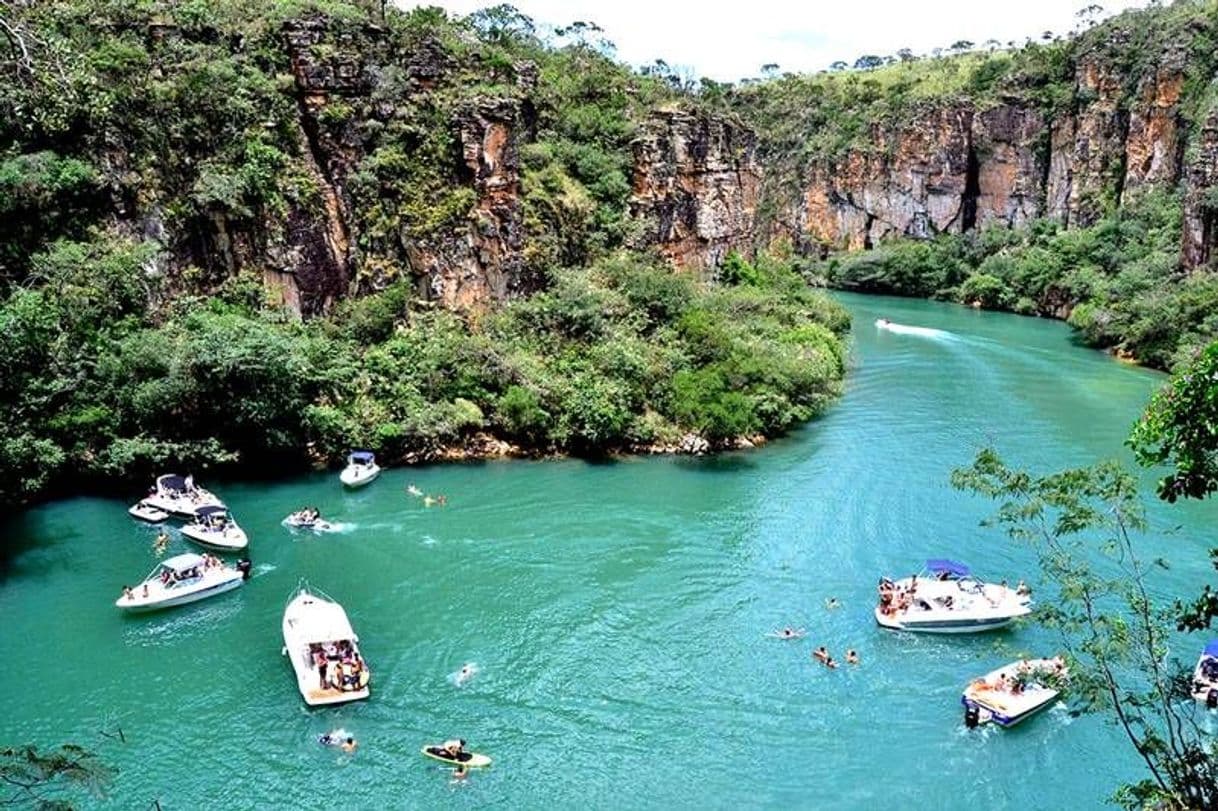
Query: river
3,293,1216,809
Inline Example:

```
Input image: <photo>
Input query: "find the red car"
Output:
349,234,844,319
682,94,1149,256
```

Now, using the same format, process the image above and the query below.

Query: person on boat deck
141,583,149,597
316,651,329,690
122,585,133,600
1016,579,1032,596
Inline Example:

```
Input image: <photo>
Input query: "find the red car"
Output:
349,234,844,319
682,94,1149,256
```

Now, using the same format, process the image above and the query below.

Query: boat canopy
162,553,205,573
926,559,970,578
158,474,187,492
293,599,357,644
194,505,227,518
349,450,375,464
1205,640,1218,657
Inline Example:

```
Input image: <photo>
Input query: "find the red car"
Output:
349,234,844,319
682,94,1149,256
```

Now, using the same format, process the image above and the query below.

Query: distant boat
875,559,1032,634
874,319,952,339
282,585,371,706
138,473,225,518
115,553,249,612
340,450,380,488
181,505,248,552
1191,639,1218,708
961,658,1066,728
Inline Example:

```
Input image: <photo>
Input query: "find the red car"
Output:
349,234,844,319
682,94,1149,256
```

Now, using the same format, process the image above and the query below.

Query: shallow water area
3,293,1217,809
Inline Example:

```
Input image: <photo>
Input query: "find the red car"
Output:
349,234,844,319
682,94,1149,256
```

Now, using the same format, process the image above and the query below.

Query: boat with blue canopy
181,505,248,551
340,450,380,488
874,559,1032,634
135,473,225,518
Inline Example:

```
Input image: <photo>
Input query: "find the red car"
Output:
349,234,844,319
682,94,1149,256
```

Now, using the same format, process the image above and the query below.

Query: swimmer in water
452,764,468,781
846,649,859,665
455,663,476,685
153,531,169,555
824,657,839,669
319,729,351,747
407,484,423,497
424,496,436,507
813,646,829,663
825,597,840,610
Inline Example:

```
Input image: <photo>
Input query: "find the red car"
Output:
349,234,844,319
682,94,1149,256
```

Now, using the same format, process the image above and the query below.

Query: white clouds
400,0,1153,81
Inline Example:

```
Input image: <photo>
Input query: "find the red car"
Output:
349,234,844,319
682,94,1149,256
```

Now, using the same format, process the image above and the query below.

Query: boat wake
875,319,956,341
253,563,277,577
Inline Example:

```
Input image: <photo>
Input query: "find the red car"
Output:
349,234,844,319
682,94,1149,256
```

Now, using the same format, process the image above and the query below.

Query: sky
401,0,1154,82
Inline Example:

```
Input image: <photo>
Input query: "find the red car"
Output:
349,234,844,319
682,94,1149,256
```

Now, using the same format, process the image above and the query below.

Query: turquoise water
4,293,1217,809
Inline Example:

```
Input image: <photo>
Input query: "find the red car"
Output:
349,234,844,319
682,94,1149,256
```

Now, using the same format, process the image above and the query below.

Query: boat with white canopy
875,559,1031,634
961,658,1067,728
1191,640,1218,708
181,505,248,551
282,585,371,706
115,553,250,612
339,450,380,488
137,473,225,518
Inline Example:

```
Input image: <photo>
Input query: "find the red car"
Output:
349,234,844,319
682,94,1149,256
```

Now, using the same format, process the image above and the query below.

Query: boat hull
116,576,243,612
961,694,1057,727
340,465,380,488
282,590,371,707
181,526,248,551
875,608,1018,634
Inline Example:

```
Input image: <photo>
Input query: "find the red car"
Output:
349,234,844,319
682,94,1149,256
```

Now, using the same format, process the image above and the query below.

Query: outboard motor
1207,689,1218,710
236,558,253,581
964,705,981,729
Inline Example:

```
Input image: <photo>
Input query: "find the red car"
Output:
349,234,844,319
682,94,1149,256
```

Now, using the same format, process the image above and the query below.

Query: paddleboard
421,746,492,768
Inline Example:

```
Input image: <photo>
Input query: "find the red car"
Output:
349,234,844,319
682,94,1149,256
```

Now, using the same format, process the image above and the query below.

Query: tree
953,449,1218,810
949,39,974,53
760,63,779,78
852,55,883,70
1,743,115,808
896,48,915,62
465,4,536,45
828,60,848,71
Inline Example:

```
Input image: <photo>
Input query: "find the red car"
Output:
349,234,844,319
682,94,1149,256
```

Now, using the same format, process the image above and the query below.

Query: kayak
421,746,492,768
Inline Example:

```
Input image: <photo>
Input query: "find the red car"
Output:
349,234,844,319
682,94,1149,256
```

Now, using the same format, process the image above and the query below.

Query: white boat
961,658,1067,727
128,501,169,523
339,450,380,488
875,559,1032,634
282,585,371,706
139,473,225,518
181,505,248,551
1191,640,1218,708
283,510,335,533
115,553,250,612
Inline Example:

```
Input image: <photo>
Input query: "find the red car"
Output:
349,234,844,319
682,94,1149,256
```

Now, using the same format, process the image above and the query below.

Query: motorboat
181,505,248,551
283,509,335,533
1191,640,1218,708
875,559,1032,634
115,553,251,612
961,658,1067,728
282,585,371,706
128,501,169,523
339,450,380,488
139,473,225,518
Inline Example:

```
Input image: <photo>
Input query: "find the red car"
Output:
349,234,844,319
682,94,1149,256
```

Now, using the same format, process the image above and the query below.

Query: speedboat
139,473,225,518
283,510,334,533
339,450,380,488
961,658,1067,727
1191,640,1218,708
115,553,251,612
128,501,169,523
875,559,1032,634
282,585,371,706
181,505,248,551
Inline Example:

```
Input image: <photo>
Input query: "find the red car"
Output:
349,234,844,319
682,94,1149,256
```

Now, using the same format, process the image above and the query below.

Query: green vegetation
0,236,847,504
0,743,115,809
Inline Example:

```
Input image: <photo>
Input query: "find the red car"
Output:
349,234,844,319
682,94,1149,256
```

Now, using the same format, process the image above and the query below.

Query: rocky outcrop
1182,107,1218,269
630,108,761,271
406,98,526,310
972,103,1044,230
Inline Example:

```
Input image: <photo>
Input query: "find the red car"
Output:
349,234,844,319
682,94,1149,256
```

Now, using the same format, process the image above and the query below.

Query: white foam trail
875,320,955,340
254,563,277,576
449,662,479,686
421,535,438,546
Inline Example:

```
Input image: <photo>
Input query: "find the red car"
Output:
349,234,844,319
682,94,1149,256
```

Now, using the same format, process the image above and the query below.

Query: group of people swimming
406,484,447,507
813,646,859,669
310,639,369,693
